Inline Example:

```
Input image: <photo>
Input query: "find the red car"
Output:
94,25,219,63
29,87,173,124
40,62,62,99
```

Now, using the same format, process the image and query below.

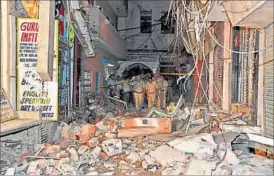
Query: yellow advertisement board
21,0,39,18
17,18,59,121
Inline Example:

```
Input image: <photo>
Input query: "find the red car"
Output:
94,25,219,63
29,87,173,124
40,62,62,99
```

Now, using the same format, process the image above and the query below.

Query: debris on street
1,96,273,176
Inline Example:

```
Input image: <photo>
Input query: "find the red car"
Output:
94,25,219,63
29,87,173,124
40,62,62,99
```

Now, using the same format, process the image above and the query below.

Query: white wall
95,0,118,27
118,0,175,50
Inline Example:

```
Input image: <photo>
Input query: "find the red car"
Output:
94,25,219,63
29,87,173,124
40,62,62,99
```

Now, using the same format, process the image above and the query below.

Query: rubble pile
1,99,273,175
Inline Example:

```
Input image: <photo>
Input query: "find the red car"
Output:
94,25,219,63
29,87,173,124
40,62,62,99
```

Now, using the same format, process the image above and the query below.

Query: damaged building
0,0,273,175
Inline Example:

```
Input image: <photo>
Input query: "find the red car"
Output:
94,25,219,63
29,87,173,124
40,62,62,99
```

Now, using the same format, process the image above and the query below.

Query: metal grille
237,28,257,106
264,23,274,138
40,123,49,143
213,22,224,107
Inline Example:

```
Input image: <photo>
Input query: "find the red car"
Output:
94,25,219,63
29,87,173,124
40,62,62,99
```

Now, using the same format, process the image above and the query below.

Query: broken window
140,10,152,33
161,12,174,34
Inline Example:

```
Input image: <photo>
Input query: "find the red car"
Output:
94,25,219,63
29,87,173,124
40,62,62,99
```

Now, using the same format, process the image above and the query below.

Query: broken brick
99,152,109,159
61,126,69,139
130,170,154,175
41,144,60,155
86,138,99,148
78,124,96,143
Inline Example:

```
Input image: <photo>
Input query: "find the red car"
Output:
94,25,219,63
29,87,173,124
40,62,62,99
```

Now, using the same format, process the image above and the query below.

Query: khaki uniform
130,78,145,111
157,79,168,109
145,81,158,110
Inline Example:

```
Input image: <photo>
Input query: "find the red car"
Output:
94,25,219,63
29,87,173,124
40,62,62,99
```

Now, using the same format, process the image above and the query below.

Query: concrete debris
91,146,101,158
86,171,99,175
68,148,79,162
78,145,90,155
102,139,122,157
126,151,141,163
168,133,217,157
185,159,217,175
246,133,274,146
212,163,233,175
149,145,185,167
4,168,15,175
4,96,274,176
220,124,260,134
217,149,240,165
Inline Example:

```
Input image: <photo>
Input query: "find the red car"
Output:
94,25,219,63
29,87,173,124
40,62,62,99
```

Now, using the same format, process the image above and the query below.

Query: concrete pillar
1,1,10,98
257,30,265,135
208,50,214,103
37,0,55,81
222,22,232,111
9,15,17,109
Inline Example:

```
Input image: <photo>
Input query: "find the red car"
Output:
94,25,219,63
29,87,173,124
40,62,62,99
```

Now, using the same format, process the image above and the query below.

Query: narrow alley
0,0,273,175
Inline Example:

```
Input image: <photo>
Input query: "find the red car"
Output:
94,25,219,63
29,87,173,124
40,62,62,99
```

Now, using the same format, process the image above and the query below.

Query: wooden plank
0,1,10,99
208,50,214,103
222,22,232,110
37,0,55,81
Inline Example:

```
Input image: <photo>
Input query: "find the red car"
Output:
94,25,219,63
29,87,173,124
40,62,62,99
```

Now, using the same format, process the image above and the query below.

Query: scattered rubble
2,96,274,175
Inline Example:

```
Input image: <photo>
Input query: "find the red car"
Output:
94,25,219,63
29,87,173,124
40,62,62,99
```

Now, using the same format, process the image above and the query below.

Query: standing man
107,75,115,97
145,77,158,110
157,76,168,109
129,75,145,111
122,77,131,103
167,77,173,103
116,76,123,99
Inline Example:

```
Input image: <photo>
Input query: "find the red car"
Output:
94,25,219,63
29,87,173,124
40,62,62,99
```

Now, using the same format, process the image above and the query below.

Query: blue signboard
103,58,110,65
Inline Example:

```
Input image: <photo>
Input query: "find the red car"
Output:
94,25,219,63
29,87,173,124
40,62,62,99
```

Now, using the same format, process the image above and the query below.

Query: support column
257,30,265,135
1,1,10,98
208,50,214,103
9,15,17,109
37,0,55,81
222,22,232,111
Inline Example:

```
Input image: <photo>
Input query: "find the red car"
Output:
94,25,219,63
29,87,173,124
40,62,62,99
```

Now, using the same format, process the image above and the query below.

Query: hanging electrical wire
135,25,158,49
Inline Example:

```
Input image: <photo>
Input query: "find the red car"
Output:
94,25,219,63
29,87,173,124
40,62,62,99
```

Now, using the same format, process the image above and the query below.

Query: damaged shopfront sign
17,18,59,121
0,89,16,122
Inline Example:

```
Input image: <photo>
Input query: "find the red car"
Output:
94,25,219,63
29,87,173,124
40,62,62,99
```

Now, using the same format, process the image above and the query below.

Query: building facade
117,0,177,77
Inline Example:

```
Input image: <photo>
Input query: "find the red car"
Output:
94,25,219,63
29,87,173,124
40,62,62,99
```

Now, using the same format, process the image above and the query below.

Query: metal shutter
213,22,224,107
264,23,274,138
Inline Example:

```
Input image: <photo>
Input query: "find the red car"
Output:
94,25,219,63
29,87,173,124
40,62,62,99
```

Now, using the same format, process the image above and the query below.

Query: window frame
160,11,174,34
140,10,152,33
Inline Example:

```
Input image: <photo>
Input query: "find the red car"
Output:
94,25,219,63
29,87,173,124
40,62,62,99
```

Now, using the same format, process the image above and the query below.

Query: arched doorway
122,63,153,79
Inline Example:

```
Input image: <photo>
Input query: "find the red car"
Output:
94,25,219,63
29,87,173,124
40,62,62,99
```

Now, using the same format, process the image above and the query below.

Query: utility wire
136,25,158,49
117,23,161,32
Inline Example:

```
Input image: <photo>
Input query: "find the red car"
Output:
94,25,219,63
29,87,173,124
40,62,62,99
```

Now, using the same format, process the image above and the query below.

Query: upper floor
117,0,175,51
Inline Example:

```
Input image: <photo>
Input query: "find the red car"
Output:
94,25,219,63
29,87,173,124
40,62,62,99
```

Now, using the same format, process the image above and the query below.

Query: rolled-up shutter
264,23,274,138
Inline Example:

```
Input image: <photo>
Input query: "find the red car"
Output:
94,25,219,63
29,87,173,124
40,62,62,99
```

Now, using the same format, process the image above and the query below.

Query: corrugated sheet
213,22,224,107
264,23,274,139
